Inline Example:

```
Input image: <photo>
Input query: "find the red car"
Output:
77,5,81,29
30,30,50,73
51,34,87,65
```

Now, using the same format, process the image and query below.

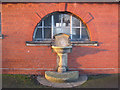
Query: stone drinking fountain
37,33,88,88
45,33,79,83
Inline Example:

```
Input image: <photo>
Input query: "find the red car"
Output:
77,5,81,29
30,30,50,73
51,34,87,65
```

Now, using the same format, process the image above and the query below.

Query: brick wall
2,3,118,75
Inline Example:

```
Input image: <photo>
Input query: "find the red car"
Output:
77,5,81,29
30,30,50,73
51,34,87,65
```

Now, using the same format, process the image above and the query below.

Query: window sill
0,34,3,39
26,40,98,46
71,41,98,46
26,41,52,46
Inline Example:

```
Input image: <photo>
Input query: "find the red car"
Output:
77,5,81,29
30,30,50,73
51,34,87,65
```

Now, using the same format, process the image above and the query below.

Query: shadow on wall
71,46,108,57
68,46,108,69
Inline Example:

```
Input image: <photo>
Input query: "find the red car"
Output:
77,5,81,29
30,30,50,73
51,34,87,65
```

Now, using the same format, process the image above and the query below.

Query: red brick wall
2,3,118,75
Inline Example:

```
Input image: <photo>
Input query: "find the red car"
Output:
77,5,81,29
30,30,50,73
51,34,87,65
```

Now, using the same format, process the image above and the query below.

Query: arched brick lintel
32,10,98,41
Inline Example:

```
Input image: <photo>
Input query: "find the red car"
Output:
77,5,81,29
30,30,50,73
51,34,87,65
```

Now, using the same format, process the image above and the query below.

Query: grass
2,74,119,88
77,74,118,88
2,74,49,88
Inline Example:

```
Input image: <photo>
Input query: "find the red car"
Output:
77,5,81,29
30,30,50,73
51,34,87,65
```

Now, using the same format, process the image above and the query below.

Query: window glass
72,28,80,39
54,27,70,35
44,28,51,39
82,28,89,40
54,27,61,35
72,16,80,27
62,14,70,27
38,22,42,26
62,27,70,35
82,22,86,27
44,15,51,26
54,13,61,27
35,28,42,38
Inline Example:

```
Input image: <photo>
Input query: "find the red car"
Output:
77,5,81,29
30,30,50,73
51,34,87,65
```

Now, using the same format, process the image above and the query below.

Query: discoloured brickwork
2,3,118,75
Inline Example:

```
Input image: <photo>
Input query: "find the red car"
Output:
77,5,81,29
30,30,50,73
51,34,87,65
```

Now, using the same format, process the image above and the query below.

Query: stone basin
45,71,79,83
52,46,72,53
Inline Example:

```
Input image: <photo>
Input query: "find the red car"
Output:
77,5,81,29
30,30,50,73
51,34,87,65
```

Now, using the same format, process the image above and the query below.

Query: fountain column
57,53,67,73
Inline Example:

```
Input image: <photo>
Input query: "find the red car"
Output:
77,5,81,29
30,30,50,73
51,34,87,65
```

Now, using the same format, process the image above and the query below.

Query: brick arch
31,3,98,41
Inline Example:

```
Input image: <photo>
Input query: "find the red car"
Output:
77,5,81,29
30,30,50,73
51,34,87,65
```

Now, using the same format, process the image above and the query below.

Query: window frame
33,12,90,41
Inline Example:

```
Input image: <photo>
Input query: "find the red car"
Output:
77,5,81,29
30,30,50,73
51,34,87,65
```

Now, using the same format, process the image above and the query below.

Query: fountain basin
52,46,72,53
45,71,79,83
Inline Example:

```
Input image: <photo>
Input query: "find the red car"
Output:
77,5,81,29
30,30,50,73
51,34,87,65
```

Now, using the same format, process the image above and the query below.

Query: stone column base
45,71,79,83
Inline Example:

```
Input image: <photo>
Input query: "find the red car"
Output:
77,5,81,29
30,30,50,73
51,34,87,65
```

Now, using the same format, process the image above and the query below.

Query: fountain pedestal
51,46,72,73
58,53,68,73
37,33,88,87
57,53,67,73
45,34,80,83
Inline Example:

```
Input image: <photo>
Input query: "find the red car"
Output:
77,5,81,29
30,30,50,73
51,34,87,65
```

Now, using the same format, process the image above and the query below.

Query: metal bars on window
0,12,1,34
80,20,82,39
51,15,54,39
42,20,44,39
70,15,72,39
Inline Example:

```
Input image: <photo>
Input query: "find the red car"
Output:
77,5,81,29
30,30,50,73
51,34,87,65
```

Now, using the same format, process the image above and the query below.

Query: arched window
33,12,90,41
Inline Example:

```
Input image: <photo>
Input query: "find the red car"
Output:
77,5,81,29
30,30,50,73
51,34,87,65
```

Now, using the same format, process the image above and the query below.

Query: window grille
33,12,90,41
